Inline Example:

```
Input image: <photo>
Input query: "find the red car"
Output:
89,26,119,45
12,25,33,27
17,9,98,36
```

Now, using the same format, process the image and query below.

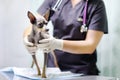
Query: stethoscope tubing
52,0,89,32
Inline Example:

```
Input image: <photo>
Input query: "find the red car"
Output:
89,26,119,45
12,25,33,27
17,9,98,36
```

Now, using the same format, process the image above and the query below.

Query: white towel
0,67,83,79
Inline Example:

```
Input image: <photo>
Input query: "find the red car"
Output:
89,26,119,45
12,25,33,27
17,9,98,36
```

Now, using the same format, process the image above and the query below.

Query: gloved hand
37,34,63,52
23,36,37,55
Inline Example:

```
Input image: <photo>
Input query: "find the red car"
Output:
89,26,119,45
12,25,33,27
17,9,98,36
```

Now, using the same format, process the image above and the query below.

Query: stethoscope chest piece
80,24,88,33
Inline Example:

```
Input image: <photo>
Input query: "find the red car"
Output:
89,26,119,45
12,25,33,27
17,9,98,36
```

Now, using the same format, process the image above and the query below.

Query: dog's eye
38,23,43,28
43,21,48,25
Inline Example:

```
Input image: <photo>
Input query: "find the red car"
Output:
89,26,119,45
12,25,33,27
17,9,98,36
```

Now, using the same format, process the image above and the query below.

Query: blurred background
0,0,120,78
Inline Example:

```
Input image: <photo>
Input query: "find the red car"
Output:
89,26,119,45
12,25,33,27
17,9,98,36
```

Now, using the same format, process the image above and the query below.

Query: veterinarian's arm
23,24,37,55
38,30,103,54
63,30,103,54
23,24,32,37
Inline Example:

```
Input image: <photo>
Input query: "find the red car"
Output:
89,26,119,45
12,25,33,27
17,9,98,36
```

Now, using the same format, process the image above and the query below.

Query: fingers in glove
26,46,37,54
37,42,50,49
43,48,51,53
24,36,34,46
42,33,51,39
39,39,50,44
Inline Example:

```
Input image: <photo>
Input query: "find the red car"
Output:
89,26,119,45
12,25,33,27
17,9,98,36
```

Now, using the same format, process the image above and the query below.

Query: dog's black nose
45,29,49,32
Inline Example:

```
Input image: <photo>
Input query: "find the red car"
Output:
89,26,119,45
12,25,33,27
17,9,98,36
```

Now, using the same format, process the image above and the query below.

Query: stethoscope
52,0,88,33
80,0,88,33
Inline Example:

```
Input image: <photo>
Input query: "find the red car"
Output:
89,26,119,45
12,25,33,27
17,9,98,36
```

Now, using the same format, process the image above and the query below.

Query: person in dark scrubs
24,0,108,75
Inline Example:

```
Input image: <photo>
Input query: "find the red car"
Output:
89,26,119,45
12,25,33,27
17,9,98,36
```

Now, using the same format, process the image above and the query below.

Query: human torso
49,0,99,75
51,0,87,40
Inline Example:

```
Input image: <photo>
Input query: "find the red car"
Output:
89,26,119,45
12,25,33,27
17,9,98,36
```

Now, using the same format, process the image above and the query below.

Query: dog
27,11,58,78
27,10,49,78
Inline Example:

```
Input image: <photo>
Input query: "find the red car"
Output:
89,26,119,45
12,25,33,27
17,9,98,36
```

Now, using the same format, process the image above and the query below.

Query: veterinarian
24,0,108,75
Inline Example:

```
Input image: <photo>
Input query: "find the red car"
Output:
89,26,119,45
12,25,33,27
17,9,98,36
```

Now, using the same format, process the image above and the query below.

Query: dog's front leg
31,60,34,68
32,55,41,75
41,52,48,78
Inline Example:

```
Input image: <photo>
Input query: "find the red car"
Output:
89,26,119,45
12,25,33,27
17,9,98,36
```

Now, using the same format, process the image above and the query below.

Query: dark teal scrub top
37,0,108,75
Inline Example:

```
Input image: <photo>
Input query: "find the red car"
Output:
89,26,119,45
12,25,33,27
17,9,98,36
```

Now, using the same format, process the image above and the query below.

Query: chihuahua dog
27,11,58,78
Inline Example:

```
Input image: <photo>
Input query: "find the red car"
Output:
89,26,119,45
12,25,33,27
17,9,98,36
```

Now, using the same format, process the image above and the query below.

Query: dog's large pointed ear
43,10,50,21
27,11,36,24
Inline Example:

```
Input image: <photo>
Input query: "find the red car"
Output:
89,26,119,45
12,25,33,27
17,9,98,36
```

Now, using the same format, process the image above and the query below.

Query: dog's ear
43,10,50,21
27,11,36,24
